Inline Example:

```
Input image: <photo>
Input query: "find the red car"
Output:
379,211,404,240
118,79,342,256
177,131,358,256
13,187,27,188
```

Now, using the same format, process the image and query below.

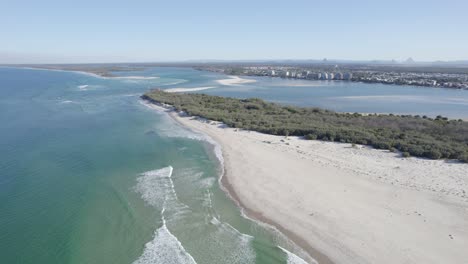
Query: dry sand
151,103,468,264
165,86,216,93
54,62,468,261
216,76,257,85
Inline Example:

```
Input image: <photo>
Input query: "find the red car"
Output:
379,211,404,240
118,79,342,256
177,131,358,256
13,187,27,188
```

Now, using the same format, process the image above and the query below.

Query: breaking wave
135,166,189,214
279,246,315,264
134,166,195,264
140,100,224,171
140,102,316,264
132,210,197,264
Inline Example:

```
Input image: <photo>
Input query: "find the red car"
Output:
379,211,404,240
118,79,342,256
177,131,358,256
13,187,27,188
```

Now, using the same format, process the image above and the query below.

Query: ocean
1,66,467,264
0,67,307,264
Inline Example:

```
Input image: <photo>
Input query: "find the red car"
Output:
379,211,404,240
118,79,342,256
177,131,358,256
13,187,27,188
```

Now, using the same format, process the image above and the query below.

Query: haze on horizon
1,0,467,64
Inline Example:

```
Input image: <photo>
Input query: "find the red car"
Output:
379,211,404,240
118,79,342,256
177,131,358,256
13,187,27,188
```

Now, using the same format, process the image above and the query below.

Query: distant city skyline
1,0,468,64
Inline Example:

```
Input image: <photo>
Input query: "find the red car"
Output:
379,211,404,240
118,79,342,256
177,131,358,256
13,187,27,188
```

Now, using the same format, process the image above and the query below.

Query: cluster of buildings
353,71,468,89
271,69,352,80
197,65,468,90
237,66,353,81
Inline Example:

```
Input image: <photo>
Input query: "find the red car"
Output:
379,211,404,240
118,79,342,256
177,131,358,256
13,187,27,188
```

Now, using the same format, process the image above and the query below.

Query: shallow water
0,67,309,264
200,76,468,119
101,66,468,119
2,66,467,264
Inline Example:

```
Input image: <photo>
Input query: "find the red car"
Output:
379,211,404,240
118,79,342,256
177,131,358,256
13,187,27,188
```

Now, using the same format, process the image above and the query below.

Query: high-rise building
334,72,343,80
343,72,353,80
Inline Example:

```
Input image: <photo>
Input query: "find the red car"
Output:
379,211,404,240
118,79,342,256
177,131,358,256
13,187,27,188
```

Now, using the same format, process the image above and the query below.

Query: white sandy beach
158,107,468,264
165,86,216,93
163,76,255,93
216,76,257,85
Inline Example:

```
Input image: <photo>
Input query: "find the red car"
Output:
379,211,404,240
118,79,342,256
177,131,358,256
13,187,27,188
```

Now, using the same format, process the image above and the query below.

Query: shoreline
207,68,468,90
4,66,160,80
216,75,257,85
144,99,468,264
218,150,332,264
165,86,216,93
7,66,468,121
144,101,324,263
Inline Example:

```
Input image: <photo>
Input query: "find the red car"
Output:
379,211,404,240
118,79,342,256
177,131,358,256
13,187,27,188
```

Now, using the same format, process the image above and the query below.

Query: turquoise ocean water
1,66,468,264
0,67,309,264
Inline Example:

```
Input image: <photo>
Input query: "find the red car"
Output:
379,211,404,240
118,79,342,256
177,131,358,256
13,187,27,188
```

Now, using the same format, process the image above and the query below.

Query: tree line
142,90,468,162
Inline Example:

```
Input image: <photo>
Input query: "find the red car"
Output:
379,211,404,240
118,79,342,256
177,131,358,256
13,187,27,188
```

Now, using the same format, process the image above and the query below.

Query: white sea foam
203,215,256,263
76,84,104,91
59,100,74,104
133,212,197,264
237,204,317,264
135,166,189,215
214,216,255,241
279,246,316,264
209,216,220,225
134,166,196,264
140,100,225,171
203,190,214,209
140,100,317,264
198,177,216,189
136,166,173,208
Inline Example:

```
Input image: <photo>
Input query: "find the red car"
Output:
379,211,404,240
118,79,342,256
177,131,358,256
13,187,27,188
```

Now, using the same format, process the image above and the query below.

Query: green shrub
143,91,468,162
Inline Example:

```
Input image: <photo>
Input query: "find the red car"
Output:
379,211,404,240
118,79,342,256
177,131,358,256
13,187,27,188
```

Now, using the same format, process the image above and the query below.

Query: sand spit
216,76,257,86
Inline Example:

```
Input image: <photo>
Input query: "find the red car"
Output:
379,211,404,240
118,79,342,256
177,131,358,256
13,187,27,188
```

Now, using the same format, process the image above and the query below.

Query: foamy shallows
140,100,225,169
134,167,196,264
133,215,197,264
139,99,318,264
140,100,316,263
136,166,189,213
279,246,316,264
201,215,256,264
134,163,260,263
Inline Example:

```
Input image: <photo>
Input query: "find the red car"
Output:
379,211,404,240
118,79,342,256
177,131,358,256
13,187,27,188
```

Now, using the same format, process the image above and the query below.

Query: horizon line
2,58,468,66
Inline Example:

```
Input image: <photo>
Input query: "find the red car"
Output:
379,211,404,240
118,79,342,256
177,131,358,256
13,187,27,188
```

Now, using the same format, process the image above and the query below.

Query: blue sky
1,0,467,63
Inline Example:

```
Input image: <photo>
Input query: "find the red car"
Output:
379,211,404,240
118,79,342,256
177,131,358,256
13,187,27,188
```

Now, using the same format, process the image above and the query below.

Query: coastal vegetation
143,90,468,162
